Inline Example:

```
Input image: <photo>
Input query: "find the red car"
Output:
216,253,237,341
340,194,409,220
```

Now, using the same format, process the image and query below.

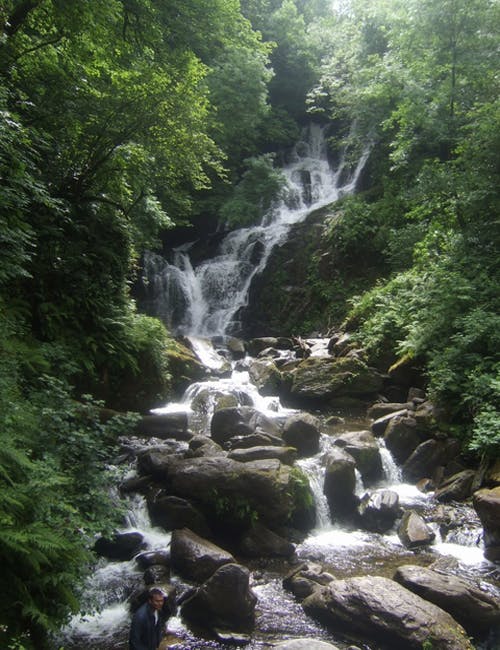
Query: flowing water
60,126,500,649
141,124,370,337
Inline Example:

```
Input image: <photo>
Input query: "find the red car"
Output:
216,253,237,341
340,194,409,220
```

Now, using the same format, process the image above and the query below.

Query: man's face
149,593,165,611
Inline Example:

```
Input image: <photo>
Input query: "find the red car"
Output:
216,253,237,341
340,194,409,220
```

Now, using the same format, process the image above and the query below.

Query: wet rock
228,445,297,465
238,522,295,558
135,413,190,440
283,562,335,601
93,531,146,561
402,438,461,483
397,510,435,549
334,430,383,485
137,445,186,479
180,563,257,633
186,435,226,458
225,336,246,359
170,528,235,583
370,408,408,436
227,431,284,449
273,640,341,649
148,494,211,537
248,359,282,396
434,470,476,502
163,456,310,531
358,489,400,533
367,402,412,419
143,564,170,585
282,412,321,457
473,486,500,561
394,564,500,633
302,575,474,650
328,332,353,356
210,406,281,449
323,447,359,521
383,415,422,464
485,458,500,487
284,356,384,404
247,337,281,356
135,550,170,569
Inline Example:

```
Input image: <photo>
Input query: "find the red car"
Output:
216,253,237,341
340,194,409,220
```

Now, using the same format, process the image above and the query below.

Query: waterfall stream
60,126,500,650
141,124,370,336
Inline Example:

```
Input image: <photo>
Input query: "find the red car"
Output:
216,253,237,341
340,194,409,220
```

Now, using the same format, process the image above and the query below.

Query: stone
323,447,359,521
402,438,460,483
370,409,408,436
473,486,500,561
147,494,211,537
170,528,235,583
93,531,146,561
434,470,476,502
180,563,257,633
394,564,500,633
397,510,435,549
135,412,190,440
367,402,412,419
228,445,297,465
334,430,383,485
282,412,321,457
358,489,400,533
302,575,474,650
383,415,421,464
238,522,295,558
210,406,281,448
273,640,340,649
248,359,282,396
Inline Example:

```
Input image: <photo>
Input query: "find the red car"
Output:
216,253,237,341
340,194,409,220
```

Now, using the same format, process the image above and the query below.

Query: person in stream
129,587,166,650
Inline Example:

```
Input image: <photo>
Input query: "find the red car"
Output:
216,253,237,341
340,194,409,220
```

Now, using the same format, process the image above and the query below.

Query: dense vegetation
0,0,498,647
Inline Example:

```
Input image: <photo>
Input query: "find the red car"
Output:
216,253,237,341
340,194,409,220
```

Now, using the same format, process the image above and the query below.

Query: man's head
148,588,165,611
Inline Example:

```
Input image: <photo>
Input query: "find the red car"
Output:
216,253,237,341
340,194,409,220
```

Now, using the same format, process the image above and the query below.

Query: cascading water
142,124,370,336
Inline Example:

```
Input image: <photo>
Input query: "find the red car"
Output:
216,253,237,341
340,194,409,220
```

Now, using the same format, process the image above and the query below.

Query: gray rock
273,640,340,649
334,430,382,485
370,409,408,436
323,447,359,521
248,359,282,396
211,406,281,448
473,487,500,561
402,438,460,483
228,445,297,465
358,489,400,533
302,575,474,649
383,415,421,464
93,531,146,561
434,469,476,502
238,522,295,558
148,494,211,537
397,510,435,548
170,528,235,583
368,402,412,419
283,412,321,457
181,563,257,633
135,412,190,439
394,564,500,633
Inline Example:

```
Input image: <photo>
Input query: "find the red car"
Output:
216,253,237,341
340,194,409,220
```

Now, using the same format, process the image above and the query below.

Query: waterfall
142,124,370,337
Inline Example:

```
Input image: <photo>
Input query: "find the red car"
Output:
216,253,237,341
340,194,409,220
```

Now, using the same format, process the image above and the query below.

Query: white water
143,124,370,336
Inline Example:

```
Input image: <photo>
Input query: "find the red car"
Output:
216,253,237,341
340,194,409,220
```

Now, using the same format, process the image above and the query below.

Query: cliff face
238,203,381,338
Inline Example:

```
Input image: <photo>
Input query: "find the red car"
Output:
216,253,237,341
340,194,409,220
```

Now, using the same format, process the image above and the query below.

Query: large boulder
473,486,500,561
434,470,476,503
156,455,313,532
282,412,321,457
283,562,335,601
323,447,359,521
283,356,384,405
394,564,500,634
238,522,295,558
228,445,297,465
180,563,257,633
370,408,408,436
147,494,211,537
248,359,282,396
93,531,146,561
383,415,422,465
402,438,460,483
135,412,190,440
334,430,382,485
302,575,474,649
210,406,281,449
170,528,235,583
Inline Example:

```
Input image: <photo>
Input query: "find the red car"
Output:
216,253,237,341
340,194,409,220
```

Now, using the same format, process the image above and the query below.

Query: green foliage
288,466,314,513
220,154,286,227
210,489,259,528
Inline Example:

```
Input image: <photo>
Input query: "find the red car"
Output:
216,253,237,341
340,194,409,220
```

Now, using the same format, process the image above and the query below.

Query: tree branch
4,0,43,37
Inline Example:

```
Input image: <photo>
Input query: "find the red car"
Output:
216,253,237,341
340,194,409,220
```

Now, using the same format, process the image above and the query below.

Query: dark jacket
129,601,163,650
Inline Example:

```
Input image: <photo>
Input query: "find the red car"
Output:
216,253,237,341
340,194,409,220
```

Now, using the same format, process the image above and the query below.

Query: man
129,587,166,650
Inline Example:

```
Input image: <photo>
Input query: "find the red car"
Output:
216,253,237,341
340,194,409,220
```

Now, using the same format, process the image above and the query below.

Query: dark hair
148,588,165,599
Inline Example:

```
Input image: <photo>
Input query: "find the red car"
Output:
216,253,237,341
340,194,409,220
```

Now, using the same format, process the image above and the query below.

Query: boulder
434,470,476,503
248,359,282,396
370,409,408,436
485,458,500,487
302,575,474,649
283,562,335,601
282,412,321,457
397,510,435,549
367,402,412,419
93,531,145,561
161,456,312,532
284,356,384,404
135,550,170,570
210,406,281,449
186,435,226,458
170,528,235,583
238,522,295,558
247,337,281,356
323,447,359,521
227,431,284,449
394,564,500,633
137,445,186,479
225,336,246,359
148,495,211,537
135,412,190,440
383,415,422,465
180,563,257,633
143,564,170,585
334,430,382,485
358,489,400,533
473,486,500,561
228,445,297,465
402,438,460,483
